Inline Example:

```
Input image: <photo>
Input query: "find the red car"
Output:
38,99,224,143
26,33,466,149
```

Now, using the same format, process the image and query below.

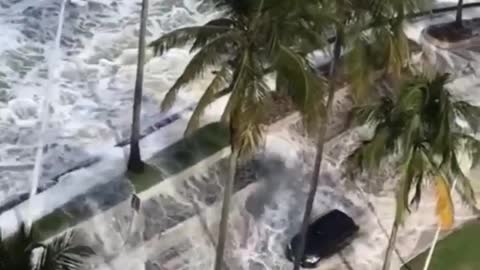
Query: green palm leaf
352,96,394,126
185,65,233,136
395,148,416,225
346,35,374,103
235,79,267,157
161,32,241,112
42,231,95,270
276,44,326,133
190,18,236,52
150,25,232,56
221,51,249,125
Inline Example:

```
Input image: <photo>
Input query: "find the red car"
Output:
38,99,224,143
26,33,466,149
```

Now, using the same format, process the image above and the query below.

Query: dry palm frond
434,176,454,230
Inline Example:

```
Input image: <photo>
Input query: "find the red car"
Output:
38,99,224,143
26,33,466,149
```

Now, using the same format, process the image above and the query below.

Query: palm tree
150,1,331,269
291,25,343,270
0,225,94,270
289,0,431,268
127,0,149,173
349,72,480,270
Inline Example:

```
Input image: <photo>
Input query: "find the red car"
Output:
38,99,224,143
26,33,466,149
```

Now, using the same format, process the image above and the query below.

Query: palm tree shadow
353,180,408,266
338,250,355,270
344,169,408,266
186,192,231,270
189,195,217,248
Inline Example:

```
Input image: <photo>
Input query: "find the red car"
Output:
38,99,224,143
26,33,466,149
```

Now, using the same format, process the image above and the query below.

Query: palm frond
190,18,236,52
160,32,240,112
395,149,414,224
434,175,454,230
276,45,326,134
234,79,268,158
398,81,425,114
346,36,374,103
360,125,392,171
453,100,480,132
450,153,477,207
221,51,249,125
402,114,421,154
409,173,424,210
407,148,428,210
276,45,310,108
150,25,233,56
184,65,233,136
43,231,95,270
351,96,393,126
453,132,480,169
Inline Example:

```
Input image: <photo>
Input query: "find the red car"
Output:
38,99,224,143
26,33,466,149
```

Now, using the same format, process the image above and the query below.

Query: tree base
427,21,475,43
423,17,480,50
127,159,145,174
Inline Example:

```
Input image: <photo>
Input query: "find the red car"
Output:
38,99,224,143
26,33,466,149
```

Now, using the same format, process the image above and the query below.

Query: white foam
0,0,220,203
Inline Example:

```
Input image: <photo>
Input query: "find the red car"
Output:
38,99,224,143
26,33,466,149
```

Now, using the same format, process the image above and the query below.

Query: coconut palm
0,225,94,270
291,25,343,270
150,1,329,269
289,1,434,268
349,72,480,270
127,0,149,173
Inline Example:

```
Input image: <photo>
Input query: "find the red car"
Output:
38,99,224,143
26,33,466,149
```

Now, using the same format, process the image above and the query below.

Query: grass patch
128,122,230,191
32,211,76,242
402,221,480,270
127,163,163,193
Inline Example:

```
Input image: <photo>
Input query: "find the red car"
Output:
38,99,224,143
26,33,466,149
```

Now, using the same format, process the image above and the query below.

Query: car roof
310,209,357,233
289,209,359,259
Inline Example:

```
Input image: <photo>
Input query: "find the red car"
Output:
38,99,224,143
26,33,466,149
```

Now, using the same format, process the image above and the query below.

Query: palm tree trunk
456,0,464,27
382,220,400,270
292,28,343,270
213,144,238,270
128,0,149,173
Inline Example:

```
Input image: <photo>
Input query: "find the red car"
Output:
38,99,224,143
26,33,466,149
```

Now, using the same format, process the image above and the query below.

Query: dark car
286,209,359,268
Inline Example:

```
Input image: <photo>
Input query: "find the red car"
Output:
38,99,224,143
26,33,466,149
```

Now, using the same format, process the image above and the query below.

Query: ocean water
0,0,221,205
